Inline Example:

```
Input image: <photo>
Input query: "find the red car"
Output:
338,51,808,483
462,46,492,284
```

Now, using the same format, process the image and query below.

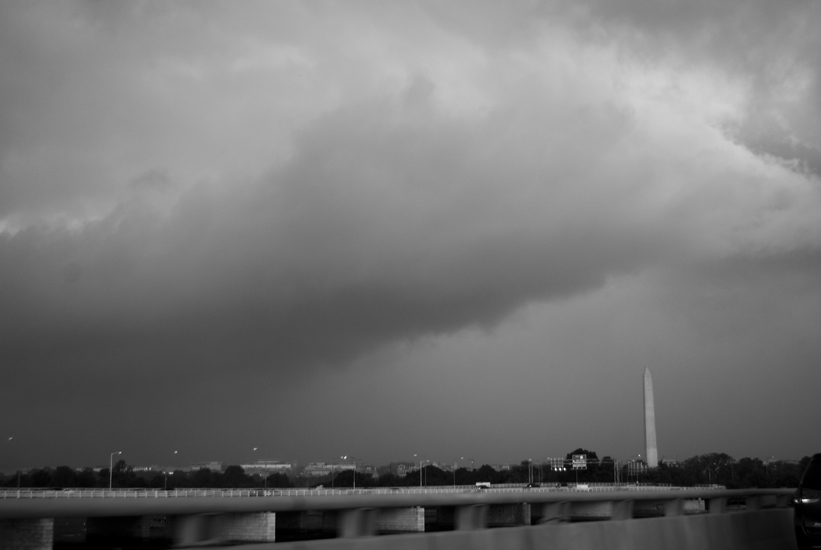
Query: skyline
1,365,809,472
2,1,820,471
1,445,804,476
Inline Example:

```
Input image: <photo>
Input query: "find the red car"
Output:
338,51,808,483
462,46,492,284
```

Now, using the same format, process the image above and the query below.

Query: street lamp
109,451,122,490
549,457,566,483
419,459,430,488
528,459,533,485
341,456,358,489
7,436,22,488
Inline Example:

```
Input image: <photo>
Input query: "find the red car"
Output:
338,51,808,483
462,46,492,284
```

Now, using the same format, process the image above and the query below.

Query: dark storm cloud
0,92,665,382
2,1,820,467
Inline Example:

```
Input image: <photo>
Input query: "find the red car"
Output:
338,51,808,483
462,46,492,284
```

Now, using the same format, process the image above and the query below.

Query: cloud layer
1,0,819,468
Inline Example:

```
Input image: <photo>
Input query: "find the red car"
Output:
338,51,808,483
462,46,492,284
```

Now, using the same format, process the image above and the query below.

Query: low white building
239,460,294,474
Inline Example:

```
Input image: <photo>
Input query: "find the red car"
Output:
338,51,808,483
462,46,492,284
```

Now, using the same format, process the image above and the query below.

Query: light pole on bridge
341,456,359,489
109,451,122,490
7,437,21,488
419,459,430,488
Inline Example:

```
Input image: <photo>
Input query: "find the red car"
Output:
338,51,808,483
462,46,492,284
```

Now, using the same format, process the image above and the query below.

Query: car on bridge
794,453,821,550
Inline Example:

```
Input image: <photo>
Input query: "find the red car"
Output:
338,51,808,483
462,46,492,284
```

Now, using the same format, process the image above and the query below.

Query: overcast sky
2,0,820,473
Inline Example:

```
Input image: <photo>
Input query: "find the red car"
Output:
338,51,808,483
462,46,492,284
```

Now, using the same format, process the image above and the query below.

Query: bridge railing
0,484,719,500
0,486,793,517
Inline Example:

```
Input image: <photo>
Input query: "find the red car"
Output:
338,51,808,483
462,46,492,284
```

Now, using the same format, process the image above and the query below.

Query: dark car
794,453,821,550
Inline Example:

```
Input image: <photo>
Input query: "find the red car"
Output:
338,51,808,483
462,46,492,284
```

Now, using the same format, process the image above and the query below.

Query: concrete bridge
0,486,798,549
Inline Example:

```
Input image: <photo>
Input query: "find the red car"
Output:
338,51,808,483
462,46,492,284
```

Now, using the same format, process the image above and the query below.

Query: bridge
0,486,798,549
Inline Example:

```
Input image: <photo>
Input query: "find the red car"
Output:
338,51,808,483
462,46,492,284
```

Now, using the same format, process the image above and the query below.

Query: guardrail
0,484,714,500
0,486,792,518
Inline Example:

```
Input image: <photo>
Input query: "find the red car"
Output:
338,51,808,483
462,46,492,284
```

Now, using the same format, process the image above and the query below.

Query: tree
222,465,249,488
332,469,372,488
111,459,137,488
266,472,293,488
191,468,214,488
453,467,475,486
597,457,618,483
375,472,404,487
52,466,77,488
679,453,734,486
76,468,96,488
475,465,504,484
97,468,110,487
29,468,53,487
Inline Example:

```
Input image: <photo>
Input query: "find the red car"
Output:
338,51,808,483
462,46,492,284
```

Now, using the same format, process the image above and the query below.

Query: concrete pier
488,503,531,527
172,512,276,546
377,506,425,533
0,518,53,550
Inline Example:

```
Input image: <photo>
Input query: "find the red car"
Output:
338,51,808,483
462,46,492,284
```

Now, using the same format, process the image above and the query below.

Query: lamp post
528,459,533,485
7,437,20,488
341,456,357,489
165,450,179,491
164,471,174,490
109,451,122,489
419,459,429,488
549,457,566,483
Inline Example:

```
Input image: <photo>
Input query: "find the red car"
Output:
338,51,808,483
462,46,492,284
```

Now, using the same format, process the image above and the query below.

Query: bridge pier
488,503,531,527
172,512,275,546
532,501,570,524
571,500,616,520
376,506,425,533
0,518,53,550
455,504,487,530
87,515,169,541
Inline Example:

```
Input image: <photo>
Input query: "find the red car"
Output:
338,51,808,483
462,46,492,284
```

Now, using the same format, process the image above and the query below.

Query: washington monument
644,367,659,468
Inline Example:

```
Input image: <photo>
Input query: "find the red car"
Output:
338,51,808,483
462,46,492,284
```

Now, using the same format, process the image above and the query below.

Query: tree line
1,450,812,490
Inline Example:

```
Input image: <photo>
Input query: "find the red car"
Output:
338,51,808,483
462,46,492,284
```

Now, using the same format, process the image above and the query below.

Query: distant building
239,461,294,474
432,461,457,472
393,461,457,476
394,463,416,477
389,462,415,477
302,462,354,477
191,462,223,472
